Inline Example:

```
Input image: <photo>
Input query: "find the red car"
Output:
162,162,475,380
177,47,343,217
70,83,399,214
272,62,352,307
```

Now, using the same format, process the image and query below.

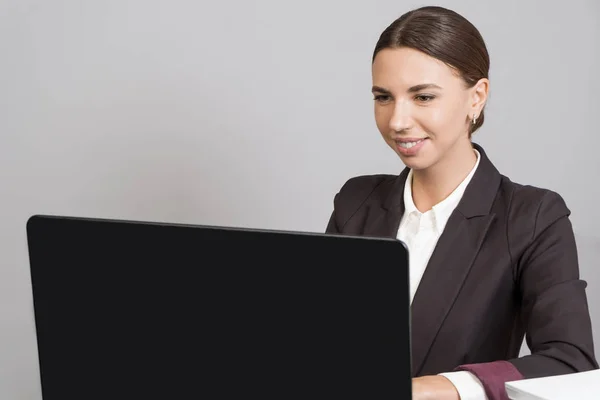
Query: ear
470,78,490,118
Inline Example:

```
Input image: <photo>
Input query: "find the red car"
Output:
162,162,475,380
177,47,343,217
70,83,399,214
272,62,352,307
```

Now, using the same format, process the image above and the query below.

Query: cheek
419,101,466,136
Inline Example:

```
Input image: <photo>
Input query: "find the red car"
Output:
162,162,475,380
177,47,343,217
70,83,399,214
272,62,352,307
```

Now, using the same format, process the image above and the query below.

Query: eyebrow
371,83,443,94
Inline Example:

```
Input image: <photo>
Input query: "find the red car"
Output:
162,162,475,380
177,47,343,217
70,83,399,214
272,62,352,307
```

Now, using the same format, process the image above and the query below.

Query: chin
397,154,433,171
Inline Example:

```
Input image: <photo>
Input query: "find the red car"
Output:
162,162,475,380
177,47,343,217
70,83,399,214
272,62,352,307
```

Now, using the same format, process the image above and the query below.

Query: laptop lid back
26,215,411,399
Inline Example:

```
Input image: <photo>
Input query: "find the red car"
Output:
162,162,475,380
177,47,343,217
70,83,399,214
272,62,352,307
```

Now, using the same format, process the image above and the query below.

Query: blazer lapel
410,211,495,375
409,143,502,376
362,168,410,238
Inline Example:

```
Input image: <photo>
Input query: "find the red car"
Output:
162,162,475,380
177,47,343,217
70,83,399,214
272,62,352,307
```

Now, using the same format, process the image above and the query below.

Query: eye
373,94,392,104
415,94,435,102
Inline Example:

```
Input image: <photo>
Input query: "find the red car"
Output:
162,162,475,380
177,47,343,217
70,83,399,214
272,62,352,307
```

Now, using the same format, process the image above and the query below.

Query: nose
388,101,413,133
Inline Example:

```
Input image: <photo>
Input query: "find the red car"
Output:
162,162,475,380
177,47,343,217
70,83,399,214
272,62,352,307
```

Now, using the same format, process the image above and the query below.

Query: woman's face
371,47,486,171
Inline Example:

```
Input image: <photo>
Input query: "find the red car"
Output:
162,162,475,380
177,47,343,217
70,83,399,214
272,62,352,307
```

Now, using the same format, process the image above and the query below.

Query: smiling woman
326,5,598,400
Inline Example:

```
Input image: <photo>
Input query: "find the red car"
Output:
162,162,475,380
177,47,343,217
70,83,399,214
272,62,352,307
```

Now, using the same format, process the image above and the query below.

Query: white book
505,369,600,400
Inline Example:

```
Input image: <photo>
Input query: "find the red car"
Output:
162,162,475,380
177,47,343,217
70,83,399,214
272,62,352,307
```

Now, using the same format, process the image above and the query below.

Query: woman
325,6,598,400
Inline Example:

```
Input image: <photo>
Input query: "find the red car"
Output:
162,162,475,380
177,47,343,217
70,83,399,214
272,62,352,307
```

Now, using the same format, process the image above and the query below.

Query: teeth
399,139,424,149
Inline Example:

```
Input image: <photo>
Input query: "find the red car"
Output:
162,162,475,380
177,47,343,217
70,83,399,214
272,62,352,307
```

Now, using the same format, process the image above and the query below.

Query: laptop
26,214,411,399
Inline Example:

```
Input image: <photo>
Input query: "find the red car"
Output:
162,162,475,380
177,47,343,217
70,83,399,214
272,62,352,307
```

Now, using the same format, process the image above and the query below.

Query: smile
397,139,426,149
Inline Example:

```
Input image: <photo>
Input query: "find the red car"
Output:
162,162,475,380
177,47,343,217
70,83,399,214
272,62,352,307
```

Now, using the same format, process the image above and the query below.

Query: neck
411,140,477,212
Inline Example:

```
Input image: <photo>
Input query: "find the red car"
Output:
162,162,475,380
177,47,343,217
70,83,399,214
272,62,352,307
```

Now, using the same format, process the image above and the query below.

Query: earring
472,114,478,125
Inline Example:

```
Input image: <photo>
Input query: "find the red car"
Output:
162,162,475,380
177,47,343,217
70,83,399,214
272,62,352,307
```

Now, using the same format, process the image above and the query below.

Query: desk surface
505,369,600,400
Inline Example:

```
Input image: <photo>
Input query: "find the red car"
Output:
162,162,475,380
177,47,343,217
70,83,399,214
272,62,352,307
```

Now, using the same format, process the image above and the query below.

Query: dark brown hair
373,6,490,135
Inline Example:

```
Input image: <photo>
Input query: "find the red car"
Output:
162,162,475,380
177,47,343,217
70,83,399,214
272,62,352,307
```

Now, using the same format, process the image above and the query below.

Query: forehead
372,47,460,89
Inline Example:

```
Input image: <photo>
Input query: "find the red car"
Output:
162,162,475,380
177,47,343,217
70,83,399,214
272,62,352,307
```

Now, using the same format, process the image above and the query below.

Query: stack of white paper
505,369,600,400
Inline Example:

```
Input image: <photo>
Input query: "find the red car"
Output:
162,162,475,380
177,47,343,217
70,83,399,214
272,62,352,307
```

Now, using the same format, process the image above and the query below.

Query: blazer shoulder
333,173,396,213
501,176,571,239
337,174,395,196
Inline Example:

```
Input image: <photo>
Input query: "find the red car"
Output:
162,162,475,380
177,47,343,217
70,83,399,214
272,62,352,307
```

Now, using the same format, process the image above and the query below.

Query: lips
394,137,428,156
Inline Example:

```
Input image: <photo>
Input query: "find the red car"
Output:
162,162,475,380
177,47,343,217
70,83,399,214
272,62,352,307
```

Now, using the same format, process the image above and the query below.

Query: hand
412,375,460,400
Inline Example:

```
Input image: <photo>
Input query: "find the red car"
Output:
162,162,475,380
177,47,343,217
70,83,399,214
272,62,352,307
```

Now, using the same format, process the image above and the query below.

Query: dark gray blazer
326,143,598,379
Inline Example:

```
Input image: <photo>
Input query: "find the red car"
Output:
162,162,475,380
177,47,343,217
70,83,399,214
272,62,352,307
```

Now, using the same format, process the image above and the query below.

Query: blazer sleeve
458,189,598,400
508,189,598,376
325,193,340,234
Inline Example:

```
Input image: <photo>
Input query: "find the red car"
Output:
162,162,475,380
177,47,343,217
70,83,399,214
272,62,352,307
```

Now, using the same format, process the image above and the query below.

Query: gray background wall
1,0,598,398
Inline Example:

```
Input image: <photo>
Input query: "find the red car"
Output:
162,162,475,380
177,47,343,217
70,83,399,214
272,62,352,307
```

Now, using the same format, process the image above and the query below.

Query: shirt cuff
439,371,489,400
